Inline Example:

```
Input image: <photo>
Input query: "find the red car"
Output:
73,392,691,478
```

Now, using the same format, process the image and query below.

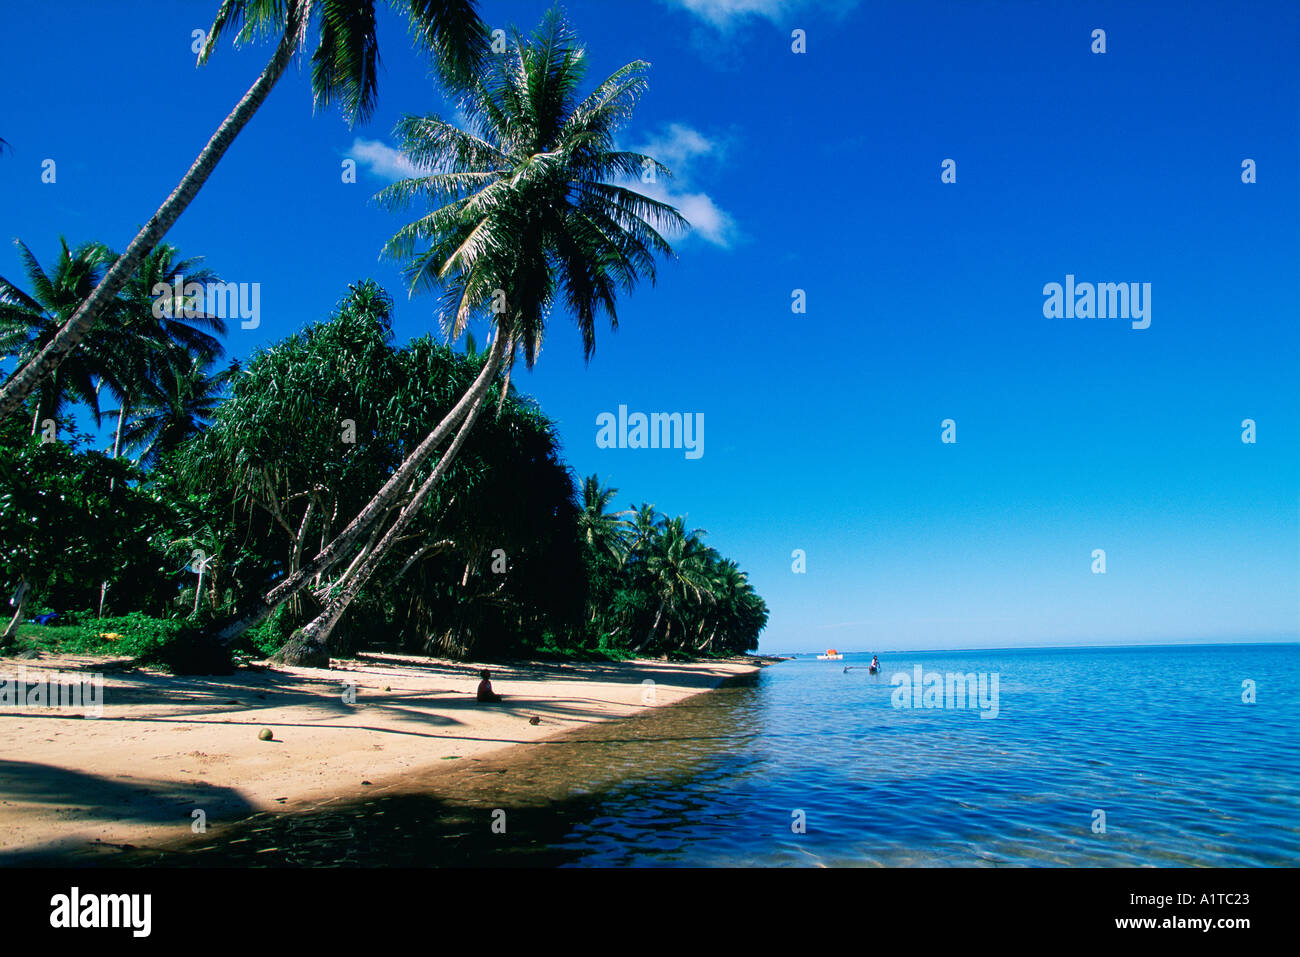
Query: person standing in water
869,655,880,674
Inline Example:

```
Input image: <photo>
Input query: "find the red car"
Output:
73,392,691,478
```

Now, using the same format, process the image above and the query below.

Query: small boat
816,648,844,661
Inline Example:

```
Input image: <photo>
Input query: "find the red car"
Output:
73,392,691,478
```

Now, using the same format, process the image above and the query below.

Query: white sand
0,651,761,860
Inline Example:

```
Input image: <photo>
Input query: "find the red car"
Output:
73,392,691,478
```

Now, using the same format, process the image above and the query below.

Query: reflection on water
117,645,1299,867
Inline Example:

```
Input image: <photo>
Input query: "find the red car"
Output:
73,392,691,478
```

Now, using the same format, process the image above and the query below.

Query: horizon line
772,638,1300,655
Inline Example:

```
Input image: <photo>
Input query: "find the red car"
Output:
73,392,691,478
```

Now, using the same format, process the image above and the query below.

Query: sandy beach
0,652,763,863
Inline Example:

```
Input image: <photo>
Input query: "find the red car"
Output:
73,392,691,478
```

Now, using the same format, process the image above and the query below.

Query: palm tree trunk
2,580,30,646
227,331,508,649
631,600,666,654
112,400,127,459
0,6,306,423
278,356,501,665
96,399,130,618
324,505,393,592
193,562,205,616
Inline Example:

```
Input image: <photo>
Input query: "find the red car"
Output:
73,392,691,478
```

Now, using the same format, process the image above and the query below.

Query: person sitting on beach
476,669,503,703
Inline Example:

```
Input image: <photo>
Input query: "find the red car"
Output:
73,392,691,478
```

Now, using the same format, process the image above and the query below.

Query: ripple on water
113,646,1300,868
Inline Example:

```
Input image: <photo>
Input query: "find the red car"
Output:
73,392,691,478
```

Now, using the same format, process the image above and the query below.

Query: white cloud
640,182,737,248
662,0,859,27
346,137,427,181
663,0,787,26
629,124,737,249
638,123,716,170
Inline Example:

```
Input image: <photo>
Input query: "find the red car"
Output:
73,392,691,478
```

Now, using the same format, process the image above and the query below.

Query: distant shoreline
0,651,766,864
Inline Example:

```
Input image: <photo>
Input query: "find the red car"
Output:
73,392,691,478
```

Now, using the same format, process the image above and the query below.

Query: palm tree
225,11,686,659
578,475,630,561
620,502,659,570
0,239,120,434
121,352,232,469
100,244,226,458
0,0,488,423
634,516,711,654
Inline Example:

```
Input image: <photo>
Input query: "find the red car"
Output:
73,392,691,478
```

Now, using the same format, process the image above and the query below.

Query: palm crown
0,239,118,429
202,0,489,123
377,8,688,369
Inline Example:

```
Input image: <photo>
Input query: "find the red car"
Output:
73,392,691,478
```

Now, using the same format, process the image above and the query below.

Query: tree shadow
0,758,256,866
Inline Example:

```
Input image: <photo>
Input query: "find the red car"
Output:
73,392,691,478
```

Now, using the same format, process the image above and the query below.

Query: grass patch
7,613,231,674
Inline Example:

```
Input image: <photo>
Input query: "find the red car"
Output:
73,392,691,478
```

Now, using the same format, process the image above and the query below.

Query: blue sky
1,0,1297,652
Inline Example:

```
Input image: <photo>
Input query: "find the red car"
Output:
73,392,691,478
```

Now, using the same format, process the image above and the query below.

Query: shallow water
120,644,1299,867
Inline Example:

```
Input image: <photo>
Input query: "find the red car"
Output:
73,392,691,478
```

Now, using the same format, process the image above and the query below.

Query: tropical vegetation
0,8,767,668
1,280,765,664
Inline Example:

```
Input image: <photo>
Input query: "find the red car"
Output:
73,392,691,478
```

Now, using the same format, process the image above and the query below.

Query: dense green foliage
0,279,765,666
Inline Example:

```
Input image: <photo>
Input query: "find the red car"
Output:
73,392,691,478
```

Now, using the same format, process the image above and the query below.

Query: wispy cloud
638,123,717,169
661,0,786,26
348,126,737,248
630,124,737,249
346,137,426,182
661,0,859,28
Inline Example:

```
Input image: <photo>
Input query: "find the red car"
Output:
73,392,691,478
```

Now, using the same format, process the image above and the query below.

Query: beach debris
362,780,372,786
528,716,541,725
383,686,391,692
257,728,274,741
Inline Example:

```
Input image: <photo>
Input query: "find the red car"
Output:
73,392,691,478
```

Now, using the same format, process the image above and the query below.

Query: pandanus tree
0,0,488,423
179,281,407,619
231,11,686,664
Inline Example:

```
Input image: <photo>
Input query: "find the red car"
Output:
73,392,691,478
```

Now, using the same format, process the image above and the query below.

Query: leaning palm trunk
631,600,667,654
274,341,505,665
220,331,508,648
0,10,304,423
2,580,30,646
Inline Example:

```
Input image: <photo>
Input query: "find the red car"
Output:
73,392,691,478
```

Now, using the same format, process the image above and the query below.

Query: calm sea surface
122,644,1299,867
